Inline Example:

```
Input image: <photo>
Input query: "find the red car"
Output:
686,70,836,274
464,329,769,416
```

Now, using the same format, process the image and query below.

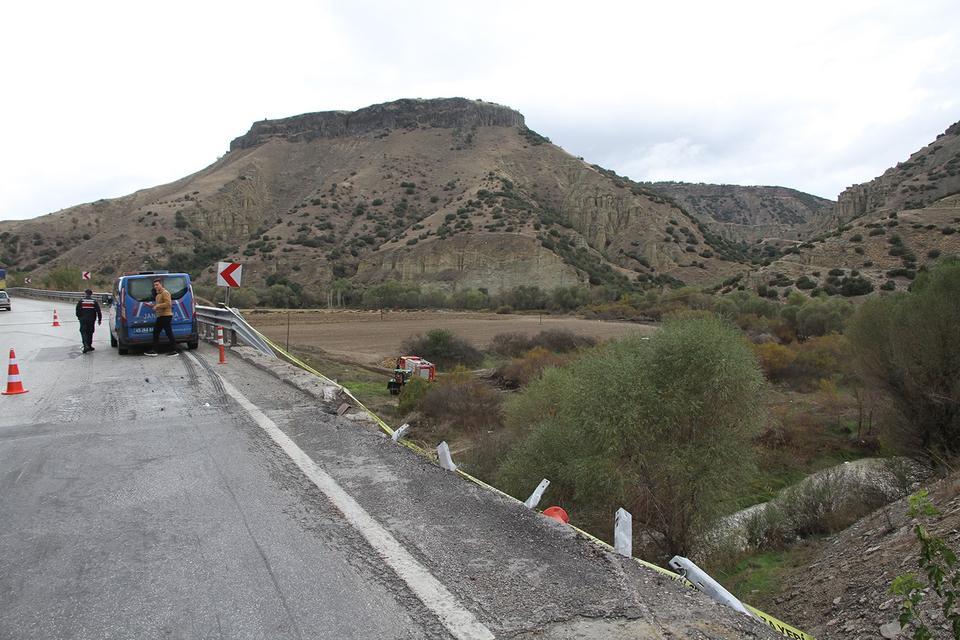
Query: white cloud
1,0,958,220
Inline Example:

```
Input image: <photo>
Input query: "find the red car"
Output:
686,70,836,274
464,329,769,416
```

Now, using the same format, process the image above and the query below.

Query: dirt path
247,309,653,364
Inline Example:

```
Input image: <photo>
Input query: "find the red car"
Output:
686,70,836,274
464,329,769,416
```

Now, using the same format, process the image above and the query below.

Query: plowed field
247,309,652,365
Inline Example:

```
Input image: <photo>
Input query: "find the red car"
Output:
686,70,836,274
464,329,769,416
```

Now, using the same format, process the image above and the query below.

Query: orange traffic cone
2,349,29,395
52,309,61,327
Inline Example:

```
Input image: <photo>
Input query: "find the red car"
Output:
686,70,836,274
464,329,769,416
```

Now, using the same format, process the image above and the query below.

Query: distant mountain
643,182,836,244
0,98,746,296
3,101,957,303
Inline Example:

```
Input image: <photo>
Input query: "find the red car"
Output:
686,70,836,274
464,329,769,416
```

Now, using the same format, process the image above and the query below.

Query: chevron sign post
216,262,242,307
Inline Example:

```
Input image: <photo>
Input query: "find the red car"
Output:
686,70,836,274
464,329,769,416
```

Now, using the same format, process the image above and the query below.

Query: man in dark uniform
75,289,102,354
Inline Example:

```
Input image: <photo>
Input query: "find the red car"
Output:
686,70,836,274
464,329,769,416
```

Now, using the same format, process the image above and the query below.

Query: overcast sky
2,0,958,221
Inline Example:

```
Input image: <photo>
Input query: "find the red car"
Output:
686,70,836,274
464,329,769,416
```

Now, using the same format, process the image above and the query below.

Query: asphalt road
0,296,780,640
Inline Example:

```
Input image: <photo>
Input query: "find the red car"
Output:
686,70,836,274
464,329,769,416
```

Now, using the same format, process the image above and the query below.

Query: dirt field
246,309,653,365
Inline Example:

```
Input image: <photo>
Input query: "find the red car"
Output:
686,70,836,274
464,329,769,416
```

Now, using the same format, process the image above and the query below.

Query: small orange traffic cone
542,506,569,524
217,326,226,364
52,309,61,327
2,349,29,395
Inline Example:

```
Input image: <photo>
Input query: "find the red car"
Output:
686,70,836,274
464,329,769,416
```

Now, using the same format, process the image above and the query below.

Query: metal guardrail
195,305,276,358
8,287,275,359
5,287,111,304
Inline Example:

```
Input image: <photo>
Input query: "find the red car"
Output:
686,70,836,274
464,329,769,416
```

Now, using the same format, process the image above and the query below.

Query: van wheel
110,334,118,348
187,340,198,350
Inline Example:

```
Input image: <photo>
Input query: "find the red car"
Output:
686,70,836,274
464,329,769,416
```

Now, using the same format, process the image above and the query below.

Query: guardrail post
392,423,411,442
614,508,632,557
230,329,237,346
668,556,753,617
524,479,551,509
437,441,457,471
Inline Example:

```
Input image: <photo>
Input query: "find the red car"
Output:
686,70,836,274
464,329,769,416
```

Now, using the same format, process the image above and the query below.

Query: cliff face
644,182,835,243
230,98,525,150
836,120,960,220
356,233,584,294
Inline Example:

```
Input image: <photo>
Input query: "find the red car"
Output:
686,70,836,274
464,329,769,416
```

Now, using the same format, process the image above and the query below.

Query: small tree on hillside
44,265,81,291
496,315,766,558
847,258,960,465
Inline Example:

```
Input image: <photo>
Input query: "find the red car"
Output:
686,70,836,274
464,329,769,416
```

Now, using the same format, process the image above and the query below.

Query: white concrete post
392,423,411,442
614,507,633,557
523,479,551,509
437,441,457,471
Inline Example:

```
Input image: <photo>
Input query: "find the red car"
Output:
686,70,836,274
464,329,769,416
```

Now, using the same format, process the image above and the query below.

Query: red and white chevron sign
217,262,242,288
81,271,91,280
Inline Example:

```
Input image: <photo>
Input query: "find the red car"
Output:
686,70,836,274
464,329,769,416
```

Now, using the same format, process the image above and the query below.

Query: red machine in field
397,355,436,382
387,355,437,395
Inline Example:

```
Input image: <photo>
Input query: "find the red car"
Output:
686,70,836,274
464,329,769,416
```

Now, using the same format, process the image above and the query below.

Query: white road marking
209,362,495,640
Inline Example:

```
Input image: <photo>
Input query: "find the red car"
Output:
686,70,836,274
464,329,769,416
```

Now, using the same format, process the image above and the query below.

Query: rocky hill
0,98,746,297
770,470,959,640
644,182,836,244
745,122,960,298
837,120,960,221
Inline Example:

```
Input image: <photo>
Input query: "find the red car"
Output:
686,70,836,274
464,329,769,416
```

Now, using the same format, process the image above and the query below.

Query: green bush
402,329,483,369
497,316,765,557
398,376,429,415
848,258,960,462
488,329,595,357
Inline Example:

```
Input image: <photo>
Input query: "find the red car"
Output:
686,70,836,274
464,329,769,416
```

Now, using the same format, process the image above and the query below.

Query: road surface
0,297,777,639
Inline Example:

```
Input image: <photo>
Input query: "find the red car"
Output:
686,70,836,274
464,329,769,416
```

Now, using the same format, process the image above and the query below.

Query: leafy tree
497,315,766,558
363,280,420,309
848,258,960,463
228,288,259,308
788,295,853,339
401,329,483,369
265,284,298,308
43,265,81,290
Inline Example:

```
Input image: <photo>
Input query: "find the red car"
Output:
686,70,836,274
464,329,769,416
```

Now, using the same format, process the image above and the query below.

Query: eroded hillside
0,98,745,296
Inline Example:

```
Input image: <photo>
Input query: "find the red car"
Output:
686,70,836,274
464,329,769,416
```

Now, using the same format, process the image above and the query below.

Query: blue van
109,271,198,354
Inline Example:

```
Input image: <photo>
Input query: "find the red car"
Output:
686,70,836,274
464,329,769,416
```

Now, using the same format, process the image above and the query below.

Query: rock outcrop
644,182,836,243
836,120,960,220
230,98,525,150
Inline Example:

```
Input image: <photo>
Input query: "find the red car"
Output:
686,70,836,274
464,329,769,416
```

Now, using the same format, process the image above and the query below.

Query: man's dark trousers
153,316,177,351
80,320,95,350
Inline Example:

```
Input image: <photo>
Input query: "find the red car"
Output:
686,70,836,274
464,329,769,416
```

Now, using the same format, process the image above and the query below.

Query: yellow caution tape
250,327,815,640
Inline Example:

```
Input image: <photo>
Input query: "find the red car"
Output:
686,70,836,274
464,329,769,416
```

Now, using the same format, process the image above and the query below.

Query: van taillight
120,289,127,323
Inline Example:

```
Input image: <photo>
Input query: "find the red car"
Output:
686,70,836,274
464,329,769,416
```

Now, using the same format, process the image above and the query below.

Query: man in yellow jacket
144,278,179,356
